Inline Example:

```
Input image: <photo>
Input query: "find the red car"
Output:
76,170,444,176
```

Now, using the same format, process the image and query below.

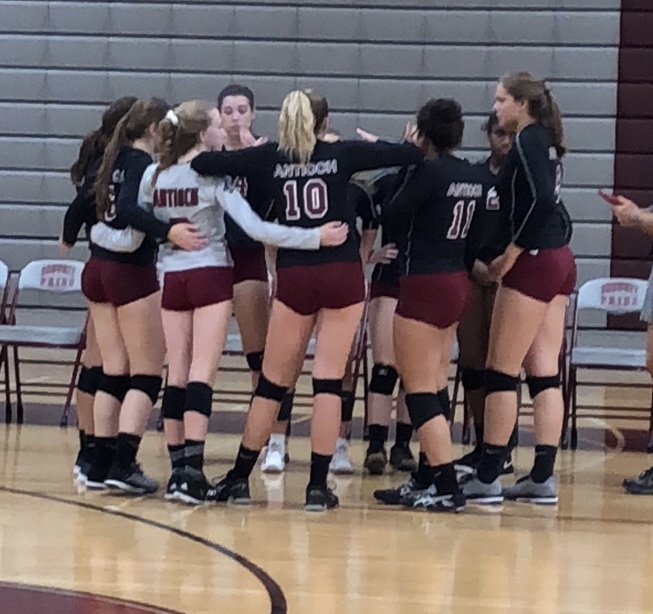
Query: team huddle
62,70,576,512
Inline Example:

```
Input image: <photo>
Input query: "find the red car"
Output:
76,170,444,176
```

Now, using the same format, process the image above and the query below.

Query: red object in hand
598,189,622,206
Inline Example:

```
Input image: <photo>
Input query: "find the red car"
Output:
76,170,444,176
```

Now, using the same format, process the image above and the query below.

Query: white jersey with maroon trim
139,162,321,273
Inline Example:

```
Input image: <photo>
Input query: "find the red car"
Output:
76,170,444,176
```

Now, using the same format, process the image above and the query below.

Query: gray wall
0,1,622,333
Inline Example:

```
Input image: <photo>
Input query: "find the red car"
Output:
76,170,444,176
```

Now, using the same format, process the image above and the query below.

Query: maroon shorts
502,246,577,303
276,261,366,316
161,266,233,311
370,280,400,300
82,258,159,307
396,271,472,329
230,245,268,285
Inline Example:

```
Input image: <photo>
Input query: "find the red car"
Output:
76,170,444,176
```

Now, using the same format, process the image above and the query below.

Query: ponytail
278,91,317,164
70,129,105,185
541,88,567,158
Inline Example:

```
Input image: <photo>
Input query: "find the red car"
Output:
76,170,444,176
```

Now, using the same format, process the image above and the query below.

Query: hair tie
165,110,179,126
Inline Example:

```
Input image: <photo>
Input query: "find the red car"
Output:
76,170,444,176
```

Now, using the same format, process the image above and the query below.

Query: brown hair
416,98,464,152
278,89,329,164
69,96,137,185
93,98,169,218
501,71,566,157
152,100,215,186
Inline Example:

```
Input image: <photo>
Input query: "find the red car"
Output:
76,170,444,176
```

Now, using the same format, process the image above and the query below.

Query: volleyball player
147,100,345,503
454,112,514,475
608,195,653,495
83,98,204,494
462,72,575,505
60,96,136,483
191,89,422,510
373,98,488,512
217,85,274,389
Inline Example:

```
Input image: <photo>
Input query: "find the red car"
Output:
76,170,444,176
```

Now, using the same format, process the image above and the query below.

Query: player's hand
356,128,379,143
318,222,349,247
239,126,268,148
58,238,72,256
167,223,208,251
402,122,419,144
368,243,398,265
472,260,494,286
612,196,642,228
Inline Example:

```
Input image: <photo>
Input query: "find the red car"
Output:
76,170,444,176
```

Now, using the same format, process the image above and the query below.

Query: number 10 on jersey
283,179,329,221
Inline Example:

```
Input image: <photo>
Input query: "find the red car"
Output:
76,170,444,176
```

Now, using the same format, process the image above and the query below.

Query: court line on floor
0,486,287,614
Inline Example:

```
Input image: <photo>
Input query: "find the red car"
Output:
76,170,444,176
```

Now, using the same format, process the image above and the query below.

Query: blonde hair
153,99,216,186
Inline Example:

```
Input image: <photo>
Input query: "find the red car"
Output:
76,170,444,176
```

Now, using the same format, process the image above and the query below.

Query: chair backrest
0,261,8,291
575,277,649,314
17,259,85,293
0,260,9,322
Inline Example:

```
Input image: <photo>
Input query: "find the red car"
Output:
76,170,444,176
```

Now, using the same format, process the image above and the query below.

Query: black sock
508,424,519,452
477,444,507,484
530,445,557,483
430,462,458,495
84,434,96,463
229,444,260,480
308,452,332,488
94,436,117,472
473,422,484,448
184,439,205,471
167,443,186,470
368,424,389,452
395,422,413,447
114,433,141,471
415,452,430,485
79,429,86,452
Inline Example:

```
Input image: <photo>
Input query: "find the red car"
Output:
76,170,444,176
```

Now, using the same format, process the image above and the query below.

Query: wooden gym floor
1,351,652,614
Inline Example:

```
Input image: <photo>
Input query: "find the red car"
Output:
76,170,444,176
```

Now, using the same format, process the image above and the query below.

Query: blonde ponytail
278,91,317,165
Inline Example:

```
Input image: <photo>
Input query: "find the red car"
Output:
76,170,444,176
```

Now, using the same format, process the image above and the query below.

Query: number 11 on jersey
446,199,476,240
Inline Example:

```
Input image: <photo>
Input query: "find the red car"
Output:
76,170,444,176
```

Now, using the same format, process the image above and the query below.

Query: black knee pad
437,388,451,422
162,385,186,421
77,366,103,395
461,367,484,391
255,373,288,402
485,369,519,395
341,391,355,422
97,373,131,403
277,390,295,421
526,374,560,399
313,378,343,397
369,364,399,396
246,351,264,373
405,392,447,431
185,381,213,418
130,374,163,405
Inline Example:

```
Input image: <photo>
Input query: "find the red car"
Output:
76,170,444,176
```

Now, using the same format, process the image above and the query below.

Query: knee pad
437,388,451,422
313,378,343,397
185,381,213,418
130,374,163,405
77,366,103,395
246,351,264,373
161,385,186,421
485,369,519,395
341,391,355,422
405,392,447,431
255,373,288,402
277,390,295,421
526,374,560,399
461,367,484,392
369,364,399,396
97,373,131,403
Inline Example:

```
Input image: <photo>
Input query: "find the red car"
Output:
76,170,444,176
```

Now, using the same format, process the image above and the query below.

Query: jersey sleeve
116,159,170,242
511,130,559,248
380,161,432,224
340,141,422,177
216,181,320,250
191,143,276,179
348,183,378,230
61,189,89,246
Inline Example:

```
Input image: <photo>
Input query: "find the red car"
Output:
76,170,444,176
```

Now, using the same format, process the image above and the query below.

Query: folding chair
0,261,12,420
563,277,651,450
0,259,87,425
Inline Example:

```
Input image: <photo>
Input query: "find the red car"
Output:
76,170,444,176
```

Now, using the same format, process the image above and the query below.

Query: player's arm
341,141,422,176
191,142,276,180
380,162,431,224
612,197,653,234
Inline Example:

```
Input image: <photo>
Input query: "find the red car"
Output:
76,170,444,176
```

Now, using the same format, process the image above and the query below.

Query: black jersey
383,153,488,276
91,147,171,265
62,156,102,247
464,157,511,268
191,140,422,268
497,123,572,250
347,182,379,246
